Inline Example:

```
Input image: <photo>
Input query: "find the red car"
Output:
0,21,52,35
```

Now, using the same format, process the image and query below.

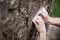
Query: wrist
47,16,52,24
38,25,46,32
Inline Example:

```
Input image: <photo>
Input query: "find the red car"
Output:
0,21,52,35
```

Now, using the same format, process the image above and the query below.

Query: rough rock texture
0,0,55,40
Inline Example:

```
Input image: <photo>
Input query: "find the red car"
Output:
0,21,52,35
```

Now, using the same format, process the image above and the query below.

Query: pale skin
32,15,46,40
32,9,60,40
39,11,60,26
32,12,46,40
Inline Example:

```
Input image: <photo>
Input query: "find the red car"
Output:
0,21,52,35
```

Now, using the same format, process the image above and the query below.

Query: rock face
0,0,54,40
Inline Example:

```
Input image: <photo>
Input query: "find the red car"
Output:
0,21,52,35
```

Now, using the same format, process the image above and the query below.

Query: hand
37,7,50,23
39,11,49,23
32,15,45,32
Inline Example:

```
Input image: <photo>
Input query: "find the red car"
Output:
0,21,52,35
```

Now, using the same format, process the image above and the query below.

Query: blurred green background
52,0,60,17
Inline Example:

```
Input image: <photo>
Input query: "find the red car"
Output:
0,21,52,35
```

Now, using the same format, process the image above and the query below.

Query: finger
32,16,40,25
38,14,44,19
32,15,42,25
41,7,48,14
36,16,44,23
35,16,41,24
32,18,37,26
36,16,41,21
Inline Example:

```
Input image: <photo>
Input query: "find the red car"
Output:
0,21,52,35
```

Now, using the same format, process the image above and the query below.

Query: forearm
37,25,46,40
39,31,46,40
48,17,60,26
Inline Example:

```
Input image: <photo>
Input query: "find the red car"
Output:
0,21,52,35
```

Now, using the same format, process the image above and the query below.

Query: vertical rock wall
0,0,54,40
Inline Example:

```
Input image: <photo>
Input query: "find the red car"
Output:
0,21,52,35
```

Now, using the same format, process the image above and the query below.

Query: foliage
52,0,60,17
